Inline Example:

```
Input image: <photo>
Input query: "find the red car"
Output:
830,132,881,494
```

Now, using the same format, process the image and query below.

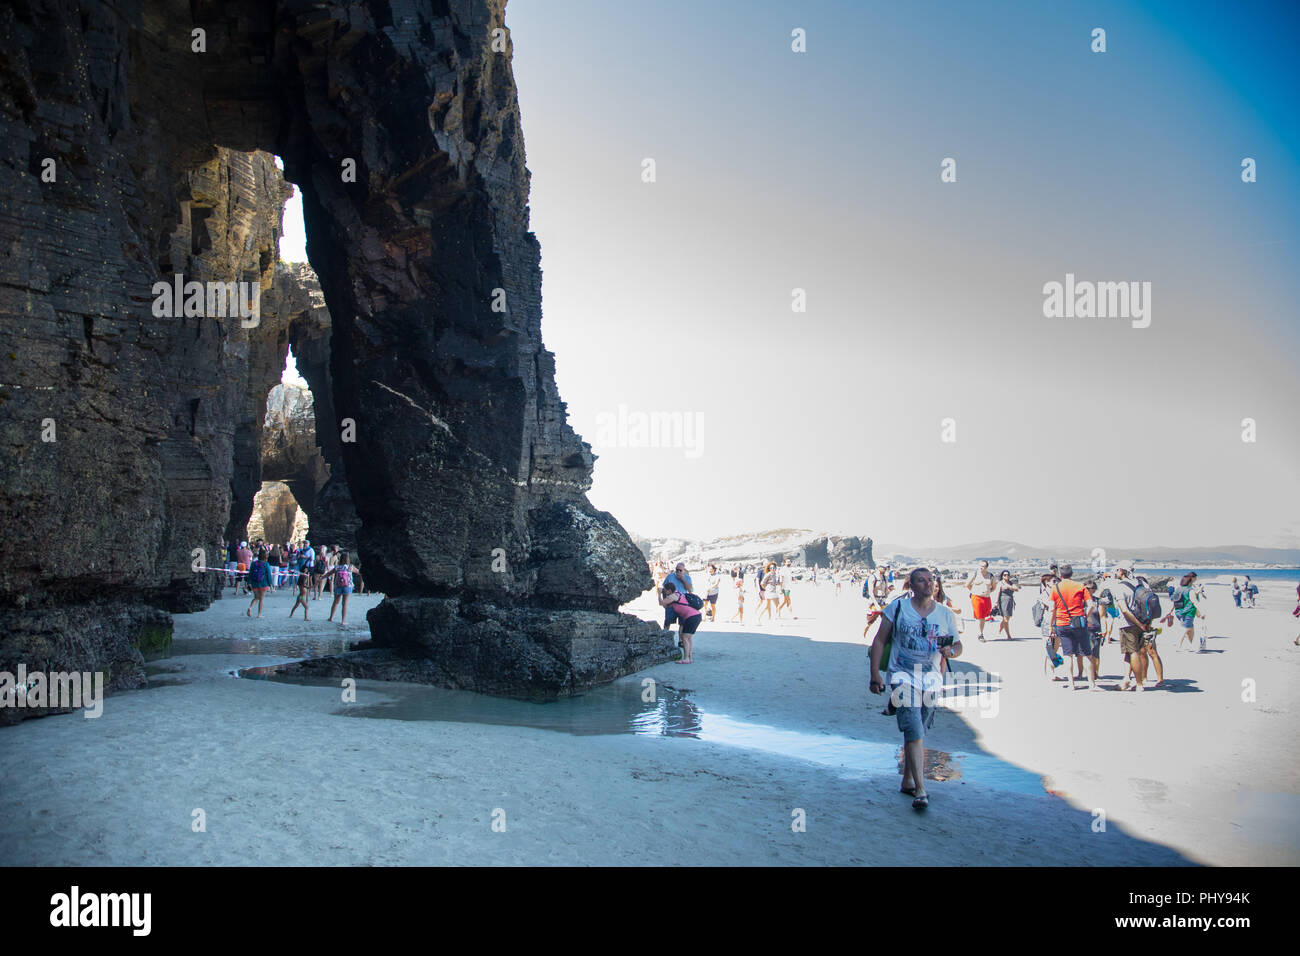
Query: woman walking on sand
245,548,272,618
311,545,329,600
325,552,358,625
754,562,781,624
993,571,1018,640
1232,577,1242,608
657,581,701,663
1167,572,1201,651
705,564,721,622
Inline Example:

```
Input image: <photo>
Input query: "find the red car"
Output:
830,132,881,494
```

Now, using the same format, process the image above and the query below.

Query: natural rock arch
0,0,669,721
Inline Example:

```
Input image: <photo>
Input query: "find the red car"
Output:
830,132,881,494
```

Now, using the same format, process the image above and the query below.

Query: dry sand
1,575,1295,865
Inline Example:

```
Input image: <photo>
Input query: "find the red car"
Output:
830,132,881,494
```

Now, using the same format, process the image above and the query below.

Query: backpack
1031,600,1045,627
1122,578,1162,626
336,566,352,588
682,592,704,611
1172,586,1191,612
249,561,269,588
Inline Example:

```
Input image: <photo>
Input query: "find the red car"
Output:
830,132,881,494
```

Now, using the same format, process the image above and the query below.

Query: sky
282,0,1300,551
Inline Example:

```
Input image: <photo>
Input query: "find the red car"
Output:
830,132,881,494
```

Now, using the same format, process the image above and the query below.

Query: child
726,575,745,625
289,567,311,620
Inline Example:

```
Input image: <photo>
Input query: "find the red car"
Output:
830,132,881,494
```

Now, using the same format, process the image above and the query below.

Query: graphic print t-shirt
885,597,960,695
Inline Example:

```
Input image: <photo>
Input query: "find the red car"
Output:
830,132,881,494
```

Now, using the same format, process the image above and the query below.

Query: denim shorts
896,704,936,743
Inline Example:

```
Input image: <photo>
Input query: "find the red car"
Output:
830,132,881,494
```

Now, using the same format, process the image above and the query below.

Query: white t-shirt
884,596,960,695
1099,578,1134,620
967,569,995,597
706,572,721,595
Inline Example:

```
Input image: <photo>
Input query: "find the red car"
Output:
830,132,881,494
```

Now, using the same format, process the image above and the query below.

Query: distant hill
630,530,1300,569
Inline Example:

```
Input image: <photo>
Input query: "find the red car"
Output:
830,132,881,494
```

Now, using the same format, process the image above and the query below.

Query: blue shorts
1176,611,1195,628
1106,605,1120,618
1057,625,1093,657
896,704,936,743
336,586,353,596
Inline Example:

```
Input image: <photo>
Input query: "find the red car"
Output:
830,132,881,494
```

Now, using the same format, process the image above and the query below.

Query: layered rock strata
0,0,669,720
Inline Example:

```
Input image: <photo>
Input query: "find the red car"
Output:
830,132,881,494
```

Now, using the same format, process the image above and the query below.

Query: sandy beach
1,576,1295,866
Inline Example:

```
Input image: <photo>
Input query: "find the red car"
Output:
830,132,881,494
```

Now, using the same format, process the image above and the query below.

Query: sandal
912,794,929,811
900,786,917,797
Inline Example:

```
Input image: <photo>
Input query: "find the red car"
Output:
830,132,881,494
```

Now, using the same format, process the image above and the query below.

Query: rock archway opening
247,481,309,547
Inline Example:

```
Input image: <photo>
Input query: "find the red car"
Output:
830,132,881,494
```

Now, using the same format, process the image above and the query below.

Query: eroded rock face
246,481,304,546
0,0,669,719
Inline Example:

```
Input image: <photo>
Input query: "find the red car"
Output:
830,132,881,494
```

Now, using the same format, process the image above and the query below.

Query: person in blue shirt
662,561,694,640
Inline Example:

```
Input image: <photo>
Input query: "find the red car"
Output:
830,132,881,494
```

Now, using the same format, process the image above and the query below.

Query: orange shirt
1051,579,1089,627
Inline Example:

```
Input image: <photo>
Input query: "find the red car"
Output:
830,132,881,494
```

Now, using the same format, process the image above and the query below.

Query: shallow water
230,660,1045,794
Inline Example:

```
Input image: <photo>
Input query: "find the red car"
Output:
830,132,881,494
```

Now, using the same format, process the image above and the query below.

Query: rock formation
246,481,305,546
0,0,672,720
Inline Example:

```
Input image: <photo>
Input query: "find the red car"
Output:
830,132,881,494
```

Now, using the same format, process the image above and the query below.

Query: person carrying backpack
1167,571,1202,652
657,581,701,663
245,548,272,618
1102,561,1163,691
326,552,358,626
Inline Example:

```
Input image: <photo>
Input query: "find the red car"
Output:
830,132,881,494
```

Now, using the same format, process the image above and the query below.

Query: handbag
873,601,900,715
1054,583,1088,631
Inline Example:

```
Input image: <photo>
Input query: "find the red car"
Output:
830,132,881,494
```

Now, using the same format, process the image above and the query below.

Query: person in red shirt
1049,564,1097,691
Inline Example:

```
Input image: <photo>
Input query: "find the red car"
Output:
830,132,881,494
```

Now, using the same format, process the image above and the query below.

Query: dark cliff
0,0,669,721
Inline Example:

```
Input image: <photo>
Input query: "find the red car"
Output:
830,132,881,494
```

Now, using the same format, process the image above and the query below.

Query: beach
1,576,1296,866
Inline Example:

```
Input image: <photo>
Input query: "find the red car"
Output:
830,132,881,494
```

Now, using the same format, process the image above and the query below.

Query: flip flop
912,794,929,811
900,786,917,797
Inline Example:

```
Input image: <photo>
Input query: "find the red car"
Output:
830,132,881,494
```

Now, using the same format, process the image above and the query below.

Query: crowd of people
646,552,1293,812
216,537,364,625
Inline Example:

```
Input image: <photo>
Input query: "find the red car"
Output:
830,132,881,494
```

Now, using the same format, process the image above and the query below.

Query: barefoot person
754,563,780,625
777,558,797,619
726,574,745,625
1049,565,1097,691
657,582,701,663
704,564,721,622
289,566,311,620
1102,561,1161,691
662,562,694,643
245,548,272,618
311,546,329,600
326,552,357,625
869,567,962,812
235,540,253,595
1168,572,1200,651
966,560,996,641
993,570,1018,640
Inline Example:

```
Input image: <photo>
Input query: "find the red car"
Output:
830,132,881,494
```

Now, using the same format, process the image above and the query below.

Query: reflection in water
233,663,1046,795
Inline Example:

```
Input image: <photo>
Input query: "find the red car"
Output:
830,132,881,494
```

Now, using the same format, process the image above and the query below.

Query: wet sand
0,576,1294,865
